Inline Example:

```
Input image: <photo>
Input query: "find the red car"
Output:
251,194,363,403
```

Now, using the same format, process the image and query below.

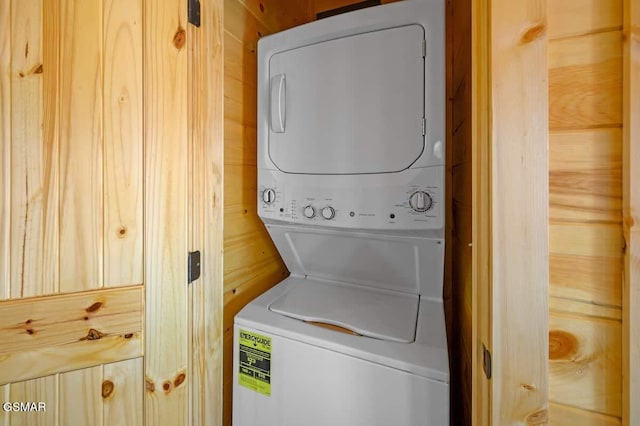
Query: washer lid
268,24,425,175
268,278,419,343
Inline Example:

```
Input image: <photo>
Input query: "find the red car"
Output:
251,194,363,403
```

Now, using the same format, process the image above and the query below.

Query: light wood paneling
60,365,102,426
103,0,143,287
0,0,9,300
0,285,142,355
471,0,491,422
549,312,622,417
59,0,104,293
6,375,57,426
548,0,622,40
549,31,623,130
103,357,144,426
143,0,189,423
549,403,621,426
622,0,640,422
188,0,225,423
550,129,622,224
548,2,625,423
9,0,46,299
490,0,549,423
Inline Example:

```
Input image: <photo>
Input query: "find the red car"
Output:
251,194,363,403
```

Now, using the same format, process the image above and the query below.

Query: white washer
233,1,447,425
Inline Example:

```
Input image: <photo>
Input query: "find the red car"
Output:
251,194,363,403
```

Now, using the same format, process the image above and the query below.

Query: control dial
262,188,276,205
303,205,316,219
321,206,336,220
409,191,433,212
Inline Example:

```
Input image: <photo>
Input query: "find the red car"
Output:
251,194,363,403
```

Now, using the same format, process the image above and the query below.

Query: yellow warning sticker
238,329,272,396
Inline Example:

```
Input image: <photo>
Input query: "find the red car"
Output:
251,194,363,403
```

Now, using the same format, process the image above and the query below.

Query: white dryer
233,1,447,425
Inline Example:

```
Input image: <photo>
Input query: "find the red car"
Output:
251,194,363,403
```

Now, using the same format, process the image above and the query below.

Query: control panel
257,166,444,230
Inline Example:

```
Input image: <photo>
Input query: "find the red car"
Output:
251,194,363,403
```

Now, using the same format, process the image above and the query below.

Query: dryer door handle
270,74,286,133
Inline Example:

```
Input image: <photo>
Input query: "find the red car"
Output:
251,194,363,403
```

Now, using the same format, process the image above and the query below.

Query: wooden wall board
103,357,144,426
549,312,622,418
549,31,623,130
143,0,189,423
5,375,57,426
549,129,622,224
9,0,46,298
60,365,103,426
490,0,549,423
0,285,143,355
548,0,622,40
188,0,225,422
59,0,104,293
549,402,621,426
622,0,640,422
471,0,492,422
0,0,9,300
103,0,143,288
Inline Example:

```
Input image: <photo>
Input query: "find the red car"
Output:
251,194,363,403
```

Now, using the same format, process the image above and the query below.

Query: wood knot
521,23,545,44
117,226,127,238
26,328,35,335
145,377,155,392
173,27,186,50
526,409,548,425
549,330,578,360
259,3,264,12
173,372,186,388
85,328,104,341
521,383,536,391
32,64,43,74
102,380,115,398
86,301,103,313
124,333,134,339
162,381,172,393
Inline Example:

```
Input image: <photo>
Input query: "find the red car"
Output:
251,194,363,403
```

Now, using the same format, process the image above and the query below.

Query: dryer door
268,25,425,175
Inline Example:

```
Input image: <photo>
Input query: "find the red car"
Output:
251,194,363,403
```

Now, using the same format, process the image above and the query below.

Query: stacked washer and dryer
233,1,448,424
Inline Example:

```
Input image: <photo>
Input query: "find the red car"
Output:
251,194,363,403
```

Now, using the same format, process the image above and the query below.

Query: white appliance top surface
269,278,419,343
268,24,424,175
236,276,449,383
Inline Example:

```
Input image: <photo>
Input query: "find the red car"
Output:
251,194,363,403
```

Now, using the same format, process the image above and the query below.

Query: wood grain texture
448,0,472,422
549,312,622,417
490,0,549,423
0,333,141,385
9,0,47,299
471,0,491,422
549,402,621,426
59,0,104,293
188,0,224,423
103,0,143,287
143,0,189,423
622,0,640,423
5,375,57,426
103,357,144,426
60,365,102,426
549,31,623,130
0,0,10,300
548,0,622,40
0,285,142,355
550,129,622,224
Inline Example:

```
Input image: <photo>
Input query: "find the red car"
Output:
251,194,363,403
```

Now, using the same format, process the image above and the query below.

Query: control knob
262,188,276,205
303,205,316,218
409,191,433,212
321,206,336,220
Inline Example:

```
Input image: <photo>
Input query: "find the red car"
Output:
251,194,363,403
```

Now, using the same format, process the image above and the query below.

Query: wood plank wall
448,0,472,423
222,1,314,424
622,0,640,422
547,0,625,424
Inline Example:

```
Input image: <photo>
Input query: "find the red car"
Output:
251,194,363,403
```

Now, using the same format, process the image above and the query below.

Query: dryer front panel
267,25,425,175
